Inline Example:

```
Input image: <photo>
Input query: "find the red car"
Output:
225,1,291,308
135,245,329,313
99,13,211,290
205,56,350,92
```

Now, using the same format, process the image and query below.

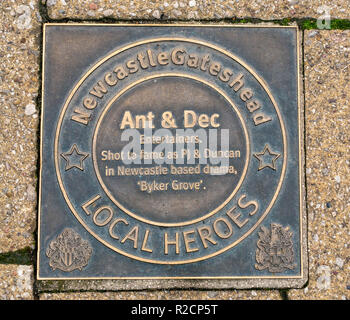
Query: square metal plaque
38,23,307,288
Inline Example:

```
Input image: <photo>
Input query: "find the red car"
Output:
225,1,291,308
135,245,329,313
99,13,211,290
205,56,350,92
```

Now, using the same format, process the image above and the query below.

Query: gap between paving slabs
0,247,33,265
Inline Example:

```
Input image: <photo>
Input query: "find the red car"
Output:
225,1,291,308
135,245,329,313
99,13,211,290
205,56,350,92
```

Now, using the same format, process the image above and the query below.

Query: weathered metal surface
38,24,306,287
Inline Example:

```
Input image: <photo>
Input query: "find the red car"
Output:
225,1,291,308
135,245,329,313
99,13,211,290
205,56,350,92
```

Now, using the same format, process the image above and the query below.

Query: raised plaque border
37,23,307,289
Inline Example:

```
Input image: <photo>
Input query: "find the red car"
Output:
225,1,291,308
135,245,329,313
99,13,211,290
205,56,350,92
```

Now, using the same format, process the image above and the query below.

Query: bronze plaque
38,24,306,288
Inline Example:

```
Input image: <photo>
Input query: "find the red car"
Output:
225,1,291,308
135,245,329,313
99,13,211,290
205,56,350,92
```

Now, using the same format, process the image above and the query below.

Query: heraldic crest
255,223,296,273
46,228,92,272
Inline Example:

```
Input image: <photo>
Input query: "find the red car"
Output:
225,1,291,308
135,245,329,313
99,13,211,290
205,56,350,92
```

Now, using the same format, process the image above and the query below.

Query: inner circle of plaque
93,74,249,226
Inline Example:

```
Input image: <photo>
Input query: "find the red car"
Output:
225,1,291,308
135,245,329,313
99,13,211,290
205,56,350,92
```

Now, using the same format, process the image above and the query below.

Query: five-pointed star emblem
253,144,281,171
60,144,89,171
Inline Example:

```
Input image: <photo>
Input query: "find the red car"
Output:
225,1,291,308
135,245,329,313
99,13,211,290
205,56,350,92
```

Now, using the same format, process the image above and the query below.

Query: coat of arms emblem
255,223,296,273
46,228,92,272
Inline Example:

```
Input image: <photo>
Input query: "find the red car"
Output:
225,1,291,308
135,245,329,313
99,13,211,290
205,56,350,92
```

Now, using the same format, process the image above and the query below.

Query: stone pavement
0,0,349,300
46,0,350,20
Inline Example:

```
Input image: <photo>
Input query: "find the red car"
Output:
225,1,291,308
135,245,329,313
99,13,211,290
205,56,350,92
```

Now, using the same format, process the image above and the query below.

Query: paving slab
288,30,350,300
40,289,281,300
0,265,34,299
0,1,41,252
45,0,350,20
